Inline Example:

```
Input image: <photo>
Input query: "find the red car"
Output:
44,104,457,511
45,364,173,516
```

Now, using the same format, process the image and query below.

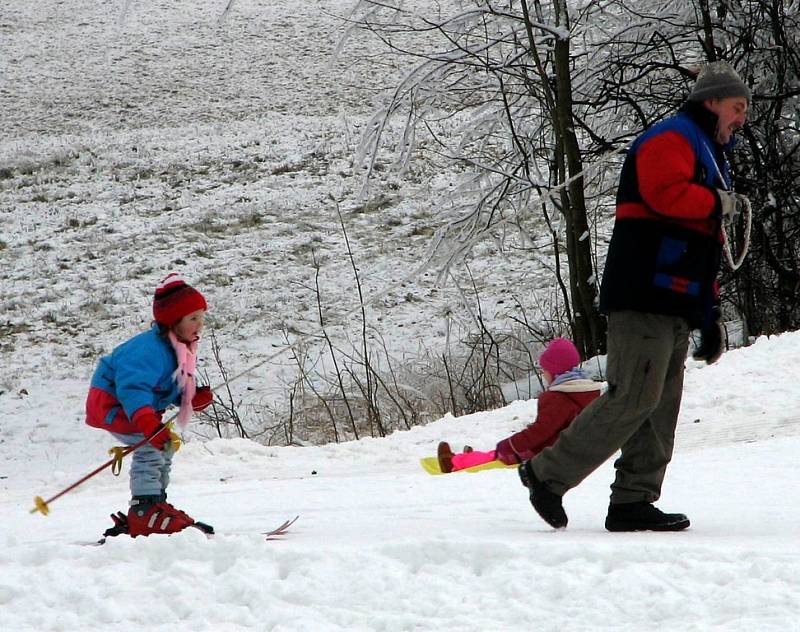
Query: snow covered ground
1,0,551,436
2,331,800,631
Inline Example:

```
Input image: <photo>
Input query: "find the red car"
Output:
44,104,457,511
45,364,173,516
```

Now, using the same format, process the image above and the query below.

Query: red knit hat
152,273,207,327
539,338,581,377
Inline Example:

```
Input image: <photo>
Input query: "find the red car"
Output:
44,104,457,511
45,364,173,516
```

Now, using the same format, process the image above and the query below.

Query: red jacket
497,379,602,463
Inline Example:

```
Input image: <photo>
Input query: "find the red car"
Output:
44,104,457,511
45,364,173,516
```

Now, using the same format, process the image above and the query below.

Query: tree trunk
551,28,607,357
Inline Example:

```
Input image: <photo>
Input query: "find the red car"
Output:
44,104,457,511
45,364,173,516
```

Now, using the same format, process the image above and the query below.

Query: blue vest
599,105,726,328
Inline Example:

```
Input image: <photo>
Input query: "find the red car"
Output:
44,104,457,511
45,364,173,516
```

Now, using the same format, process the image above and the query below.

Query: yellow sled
419,456,517,475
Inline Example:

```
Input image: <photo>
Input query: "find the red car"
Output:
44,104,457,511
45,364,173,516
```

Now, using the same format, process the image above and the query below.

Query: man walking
519,61,751,531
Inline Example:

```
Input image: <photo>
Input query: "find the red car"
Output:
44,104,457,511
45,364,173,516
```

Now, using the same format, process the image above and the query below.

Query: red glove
192,386,214,411
132,409,170,450
494,438,520,465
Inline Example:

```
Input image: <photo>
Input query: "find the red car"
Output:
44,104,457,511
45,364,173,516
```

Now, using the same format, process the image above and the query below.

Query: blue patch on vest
656,237,687,266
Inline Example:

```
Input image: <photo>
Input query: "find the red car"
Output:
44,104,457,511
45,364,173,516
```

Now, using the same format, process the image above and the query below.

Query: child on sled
438,338,602,473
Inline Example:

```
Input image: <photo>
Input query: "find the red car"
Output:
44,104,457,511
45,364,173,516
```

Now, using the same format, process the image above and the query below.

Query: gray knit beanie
689,61,751,102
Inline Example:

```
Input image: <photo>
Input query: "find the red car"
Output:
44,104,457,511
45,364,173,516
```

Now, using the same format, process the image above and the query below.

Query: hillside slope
1,331,799,631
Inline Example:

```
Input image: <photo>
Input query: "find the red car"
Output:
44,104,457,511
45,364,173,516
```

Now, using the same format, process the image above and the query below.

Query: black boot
518,460,568,529
605,501,690,532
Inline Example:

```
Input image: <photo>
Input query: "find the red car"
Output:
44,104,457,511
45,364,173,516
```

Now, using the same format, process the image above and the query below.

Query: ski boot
127,495,198,537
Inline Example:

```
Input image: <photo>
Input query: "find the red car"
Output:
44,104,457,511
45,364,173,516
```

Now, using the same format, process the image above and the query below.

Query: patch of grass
193,216,227,235
202,271,233,287
126,265,153,279
409,225,434,237
0,322,30,338
350,193,398,214
234,210,263,229
271,160,303,175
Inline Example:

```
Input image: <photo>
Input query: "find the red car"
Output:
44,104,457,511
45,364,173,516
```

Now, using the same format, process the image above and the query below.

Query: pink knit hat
539,338,581,377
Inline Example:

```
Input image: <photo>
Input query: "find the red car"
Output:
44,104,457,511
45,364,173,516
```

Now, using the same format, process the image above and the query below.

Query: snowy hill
1,0,552,443
0,0,515,395
2,331,800,631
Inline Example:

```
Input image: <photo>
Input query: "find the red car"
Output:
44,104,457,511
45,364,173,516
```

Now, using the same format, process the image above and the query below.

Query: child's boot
437,441,454,473
127,495,196,537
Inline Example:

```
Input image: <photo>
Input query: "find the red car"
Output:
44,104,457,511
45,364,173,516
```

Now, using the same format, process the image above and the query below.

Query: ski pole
30,424,172,516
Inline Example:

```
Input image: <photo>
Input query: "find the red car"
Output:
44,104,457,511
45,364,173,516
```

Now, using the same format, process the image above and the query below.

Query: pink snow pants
451,449,497,471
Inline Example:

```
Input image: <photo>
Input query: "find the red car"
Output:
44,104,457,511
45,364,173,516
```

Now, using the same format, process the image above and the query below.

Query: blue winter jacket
86,324,180,433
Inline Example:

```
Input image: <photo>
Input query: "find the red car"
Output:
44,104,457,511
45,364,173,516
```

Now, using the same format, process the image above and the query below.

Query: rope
702,138,752,271
721,196,751,271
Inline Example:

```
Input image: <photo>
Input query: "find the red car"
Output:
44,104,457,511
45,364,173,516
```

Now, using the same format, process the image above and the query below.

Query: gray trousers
531,310,690,504
112,432,175,499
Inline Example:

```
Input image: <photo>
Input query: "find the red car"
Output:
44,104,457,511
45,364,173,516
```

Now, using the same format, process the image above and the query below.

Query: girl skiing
437,338,602,472
85,273,214,537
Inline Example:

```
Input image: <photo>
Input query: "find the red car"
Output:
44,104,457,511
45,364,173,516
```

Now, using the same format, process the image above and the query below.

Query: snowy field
1,0,534,404
2,332,800,631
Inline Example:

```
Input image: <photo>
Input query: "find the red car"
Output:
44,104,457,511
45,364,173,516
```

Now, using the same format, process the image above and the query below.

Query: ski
83,514,299,545
263,515,299,539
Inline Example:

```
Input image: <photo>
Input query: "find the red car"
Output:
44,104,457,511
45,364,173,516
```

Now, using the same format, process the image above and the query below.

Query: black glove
693,312,725,365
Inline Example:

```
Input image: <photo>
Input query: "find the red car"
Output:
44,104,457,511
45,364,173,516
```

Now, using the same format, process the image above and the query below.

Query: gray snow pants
111,432,175,499
531,310,690,504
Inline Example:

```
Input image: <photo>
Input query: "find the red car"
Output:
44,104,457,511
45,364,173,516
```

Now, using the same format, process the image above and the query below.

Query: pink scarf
168,331,198,429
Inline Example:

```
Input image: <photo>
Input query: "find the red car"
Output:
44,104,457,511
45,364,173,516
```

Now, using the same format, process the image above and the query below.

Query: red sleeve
637,130,717,220
507,392,577,460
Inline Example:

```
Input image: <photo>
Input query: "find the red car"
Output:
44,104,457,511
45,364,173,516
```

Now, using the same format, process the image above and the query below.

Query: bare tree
343,0,611,357
707,0,800,336
344,0,800,348
582,0,800,336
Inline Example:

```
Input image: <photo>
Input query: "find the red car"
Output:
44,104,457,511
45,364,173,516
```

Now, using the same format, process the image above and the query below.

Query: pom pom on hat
153,273,207,327
688,61,751,103
539,338,581,377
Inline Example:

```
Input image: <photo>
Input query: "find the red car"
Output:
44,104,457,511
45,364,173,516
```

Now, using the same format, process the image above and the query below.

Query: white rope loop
722,195,751,271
